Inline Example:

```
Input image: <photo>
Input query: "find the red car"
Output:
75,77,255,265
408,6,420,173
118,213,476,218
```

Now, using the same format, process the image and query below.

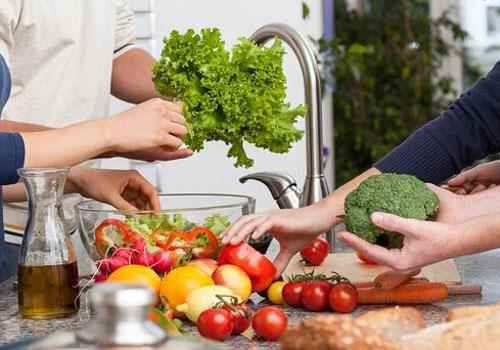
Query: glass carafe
17,167,80,319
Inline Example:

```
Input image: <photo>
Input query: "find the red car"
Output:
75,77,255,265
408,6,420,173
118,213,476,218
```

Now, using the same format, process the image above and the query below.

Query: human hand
67,167,160,211
446,161,500,194
221,205,335,277
338,212,466,270
105,98,188,154
105,146,193,162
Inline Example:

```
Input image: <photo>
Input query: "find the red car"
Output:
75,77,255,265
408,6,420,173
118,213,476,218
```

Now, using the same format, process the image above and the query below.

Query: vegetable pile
344,174,440,248
152,28,306,167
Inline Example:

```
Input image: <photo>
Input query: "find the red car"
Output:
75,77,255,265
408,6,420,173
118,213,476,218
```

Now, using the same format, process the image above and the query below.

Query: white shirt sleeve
0,1,21,67
113,0,136,58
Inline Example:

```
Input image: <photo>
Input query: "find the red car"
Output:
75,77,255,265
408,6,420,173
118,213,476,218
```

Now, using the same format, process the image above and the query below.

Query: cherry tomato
356,251,378,265
329,282,358,313
252,306,288,341
190,227,219,259
224,303,252,335
301,281,332,312
94,219,142,257
282,282,306,308
218,243,277,292
300,237,329,266
197,308,234,341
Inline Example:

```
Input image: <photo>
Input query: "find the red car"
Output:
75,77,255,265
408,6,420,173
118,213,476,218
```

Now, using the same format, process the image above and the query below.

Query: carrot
373,269,420,290
357,282,449,304
353,277,429,289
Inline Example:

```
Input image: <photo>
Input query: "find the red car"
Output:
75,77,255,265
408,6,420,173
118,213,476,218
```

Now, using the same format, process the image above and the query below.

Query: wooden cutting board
283,253,462,284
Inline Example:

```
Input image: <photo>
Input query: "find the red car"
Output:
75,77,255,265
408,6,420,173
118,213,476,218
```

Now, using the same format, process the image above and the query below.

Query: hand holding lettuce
153,28,306,167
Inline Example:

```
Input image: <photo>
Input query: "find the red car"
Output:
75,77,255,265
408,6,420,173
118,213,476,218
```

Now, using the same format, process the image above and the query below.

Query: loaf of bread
401,313,500,350
280,315,399,350
447,303,500,321
357,307,425,342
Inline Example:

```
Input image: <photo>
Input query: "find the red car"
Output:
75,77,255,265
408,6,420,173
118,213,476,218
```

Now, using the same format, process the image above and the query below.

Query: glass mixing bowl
76,193,256,261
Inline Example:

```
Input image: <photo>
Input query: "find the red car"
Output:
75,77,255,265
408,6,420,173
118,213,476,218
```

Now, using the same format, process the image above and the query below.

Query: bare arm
111,48,161,104
0,120,51,132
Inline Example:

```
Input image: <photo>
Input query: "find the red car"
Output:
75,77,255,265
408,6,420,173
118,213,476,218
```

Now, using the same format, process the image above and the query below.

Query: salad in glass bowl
76,193,255,275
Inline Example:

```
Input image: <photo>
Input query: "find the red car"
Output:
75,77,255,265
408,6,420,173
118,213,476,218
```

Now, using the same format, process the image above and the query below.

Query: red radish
152,251,174,274
94,272,108,283
132,251,155,266
113,248,134,262
109,256,129,272
97,258,112,275
131,239,146,253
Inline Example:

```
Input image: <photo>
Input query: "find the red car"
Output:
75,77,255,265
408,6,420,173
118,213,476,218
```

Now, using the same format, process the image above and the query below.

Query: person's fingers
272,249,295,279
370,212,422,238
127,173,161,211
107,193,138,212
229,216,269,245
470,183,487,194
221,215,260,244
164,100,183,114
166,121,188,138
426,183,456,201
251,219,275,241
158,147,193,160
337,231,399,268
161,134,183,149
448,168,478,186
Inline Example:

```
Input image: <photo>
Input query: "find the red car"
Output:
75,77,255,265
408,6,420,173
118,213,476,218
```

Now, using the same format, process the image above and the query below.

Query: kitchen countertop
2,250,500,349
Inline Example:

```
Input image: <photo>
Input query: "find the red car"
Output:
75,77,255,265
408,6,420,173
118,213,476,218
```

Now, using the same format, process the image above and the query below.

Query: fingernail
371,212,383,222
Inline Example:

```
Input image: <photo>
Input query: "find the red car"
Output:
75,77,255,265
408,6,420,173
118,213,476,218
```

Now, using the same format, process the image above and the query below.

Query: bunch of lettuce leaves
153,28,306,167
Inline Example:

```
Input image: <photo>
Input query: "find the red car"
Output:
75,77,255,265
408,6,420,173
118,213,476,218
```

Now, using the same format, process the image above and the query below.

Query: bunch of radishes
94,239,174,282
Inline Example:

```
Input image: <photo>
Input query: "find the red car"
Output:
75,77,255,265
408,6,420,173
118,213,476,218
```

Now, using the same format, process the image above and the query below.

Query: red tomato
301,281,332,312
190,227,219,259
300,237,329,266
197,308,234,341
329,282,358,313
356,251,378,265
252,306,288,341
224,303,252,335
218,243,277,293
282,282,306,308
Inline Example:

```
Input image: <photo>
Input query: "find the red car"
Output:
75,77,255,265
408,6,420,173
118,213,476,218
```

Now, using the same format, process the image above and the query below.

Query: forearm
2,184,26,202
0,120,51,132
21,119,112,168
111,48,161,104
314,167,381,226
457,214,500,256
376,61,500,184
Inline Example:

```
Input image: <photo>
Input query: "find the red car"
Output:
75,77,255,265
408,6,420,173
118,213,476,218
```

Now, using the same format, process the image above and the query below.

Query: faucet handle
239,172,297,200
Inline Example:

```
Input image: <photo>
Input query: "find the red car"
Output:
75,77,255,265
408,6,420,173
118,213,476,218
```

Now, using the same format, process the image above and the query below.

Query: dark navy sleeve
375,61,500,184
0,133,25,185
0,53,24,185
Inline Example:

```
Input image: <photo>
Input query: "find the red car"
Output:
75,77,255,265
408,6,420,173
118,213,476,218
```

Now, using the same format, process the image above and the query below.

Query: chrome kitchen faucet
240,23,335,252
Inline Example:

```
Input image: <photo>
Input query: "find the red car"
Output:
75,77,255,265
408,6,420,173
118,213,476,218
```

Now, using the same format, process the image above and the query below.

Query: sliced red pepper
218,242,277,293
189,227,219,259
165,231,192,250
94,219,143,258
153,230,171,250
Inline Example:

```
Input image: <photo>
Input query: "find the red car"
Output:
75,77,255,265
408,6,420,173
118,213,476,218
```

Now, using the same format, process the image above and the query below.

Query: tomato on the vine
223,303,252,335
300,237,329,266
252,306,288,341
282,282,306,307
197,308,234,341
329,282,358,313
301,281,332,312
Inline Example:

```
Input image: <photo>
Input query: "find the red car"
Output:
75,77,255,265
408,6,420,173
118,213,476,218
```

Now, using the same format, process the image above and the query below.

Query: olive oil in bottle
17,168,80,319
18,261,79,319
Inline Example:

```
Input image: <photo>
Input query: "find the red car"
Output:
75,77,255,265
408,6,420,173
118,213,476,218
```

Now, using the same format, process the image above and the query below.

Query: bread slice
280,315,399,350
401,313,500,350
357,307,425,342
447,303,500,321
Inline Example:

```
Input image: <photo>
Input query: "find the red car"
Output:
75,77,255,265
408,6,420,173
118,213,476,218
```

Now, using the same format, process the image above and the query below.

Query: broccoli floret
344,174,439,248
